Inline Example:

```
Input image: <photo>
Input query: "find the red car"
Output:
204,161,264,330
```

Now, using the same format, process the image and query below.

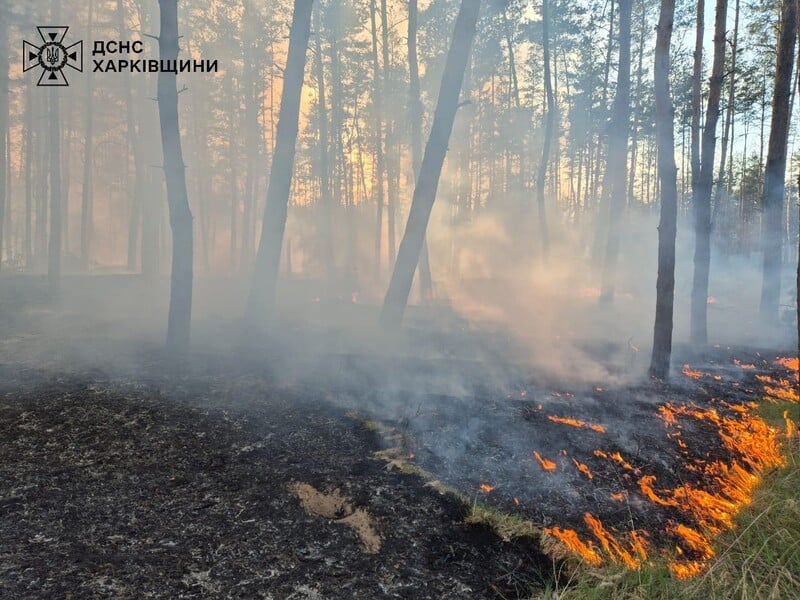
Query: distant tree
157,0,194,350
649,0,678,380
534,0,553,257
599,0,633,302
759,0,797,325
48,2,63,297
690,0,727,346
0,4,7,271
80,0,95,271
246,0,314,326
380,0,481,328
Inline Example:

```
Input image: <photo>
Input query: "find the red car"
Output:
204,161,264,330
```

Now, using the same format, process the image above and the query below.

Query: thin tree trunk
713,0,740,224
599,0,633,302
157,0,194,351
409,0,433,301
650,0,678,379
690,0,704,207
535,0,553,258
246,0,313,325
690,0,727,346
0,11,7,271
80,0,95,271
24,82,33,269
380,0,398,268
48,89,62,295
313,12,334,284
759,0,797,324
379,0,481,328
369,0,386,276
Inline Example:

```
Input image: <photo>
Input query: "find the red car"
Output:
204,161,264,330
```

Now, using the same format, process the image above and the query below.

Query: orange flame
776,356,799,371
533,451,557,471
572,458,594,479
593,450,634,471
543,526,603,566
479,483,494,493
547,415,606,433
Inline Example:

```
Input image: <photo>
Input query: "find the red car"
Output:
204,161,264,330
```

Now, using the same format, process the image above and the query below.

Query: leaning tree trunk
649,0,678,380
759,0,797,326
157,0,194,351
535,0,553,258
246,0,313,326
379,0,481,328
408,0,433,301
690,0,727,346
599,0,633,302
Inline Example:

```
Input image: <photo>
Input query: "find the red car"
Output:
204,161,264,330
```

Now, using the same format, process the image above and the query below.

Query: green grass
534,406,800,600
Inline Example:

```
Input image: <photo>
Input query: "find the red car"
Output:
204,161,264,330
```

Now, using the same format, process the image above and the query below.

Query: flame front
547,415,606,433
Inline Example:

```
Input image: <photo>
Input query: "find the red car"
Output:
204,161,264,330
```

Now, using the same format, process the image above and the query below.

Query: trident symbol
46,46,60,67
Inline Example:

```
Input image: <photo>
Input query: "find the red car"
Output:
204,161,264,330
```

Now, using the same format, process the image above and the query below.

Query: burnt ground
0,274,796,598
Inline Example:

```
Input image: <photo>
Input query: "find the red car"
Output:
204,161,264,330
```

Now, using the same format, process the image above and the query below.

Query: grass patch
465,502,538,542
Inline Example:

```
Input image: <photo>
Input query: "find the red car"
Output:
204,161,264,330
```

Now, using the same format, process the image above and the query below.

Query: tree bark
379,0,481,328
759,0,797,325
48,90,62,295
650,0,678,380
246,0,313,326
408,0,433,301
690,0,704,208
369,0,386,276
157,0,194,351
313,11,334,283
690,0,727,346
0,11,7,271
599,0,633,302
80,0,95,271
535,0,553,258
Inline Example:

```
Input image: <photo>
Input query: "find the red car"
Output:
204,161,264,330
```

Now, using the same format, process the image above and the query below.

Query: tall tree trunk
80,0,95,271
157,0,194,351
408,0,433,301
650,0,678,380
24,82,33,269
313,11,334,284
379,0,481,328
599,0,633,302
246,0,313,325
690,0,727,346
713,0,740,225
120,0,144,272
690,0,704,208
369,0,386,276
627,1,647,207
759,0,797,325
0,10,7,271
48,91,62,294
535,0,553,258
380,0,398,268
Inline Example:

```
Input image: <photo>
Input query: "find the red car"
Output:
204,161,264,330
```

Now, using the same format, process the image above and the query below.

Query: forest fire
543,369,790,579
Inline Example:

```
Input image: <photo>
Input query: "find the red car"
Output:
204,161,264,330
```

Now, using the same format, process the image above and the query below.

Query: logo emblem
23,27,83,86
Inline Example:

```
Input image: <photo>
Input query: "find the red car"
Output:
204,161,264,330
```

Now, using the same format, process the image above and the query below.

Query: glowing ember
479,483,494,493
572,458,594,479
593,449,634,471
514,497,520,506
707,296,717,304
681,364,704,380
533,451,557,471
610,492,626,502
732,359,756,369
547,415,606,433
